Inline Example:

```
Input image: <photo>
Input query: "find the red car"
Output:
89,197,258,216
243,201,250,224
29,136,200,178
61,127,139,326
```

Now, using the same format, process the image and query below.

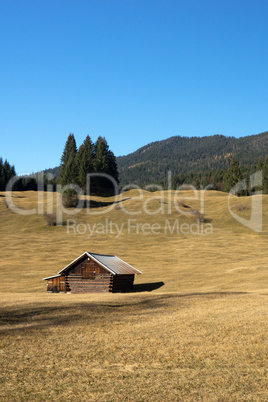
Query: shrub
236,204,249,212
43,213,57,227
62,189,79,208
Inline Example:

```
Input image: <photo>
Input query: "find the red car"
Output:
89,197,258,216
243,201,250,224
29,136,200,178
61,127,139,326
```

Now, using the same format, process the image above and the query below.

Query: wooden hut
43,252,142,293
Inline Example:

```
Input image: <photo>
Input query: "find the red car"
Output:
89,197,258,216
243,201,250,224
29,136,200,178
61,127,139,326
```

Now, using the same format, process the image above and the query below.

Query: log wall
66,273,112,293
47,276,67,293
46,257,136,293
111,274,135,293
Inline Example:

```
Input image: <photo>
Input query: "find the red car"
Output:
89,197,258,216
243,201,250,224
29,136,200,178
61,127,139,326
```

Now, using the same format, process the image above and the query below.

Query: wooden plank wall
47,276,67,293
111,274,135,293
66,273,112,293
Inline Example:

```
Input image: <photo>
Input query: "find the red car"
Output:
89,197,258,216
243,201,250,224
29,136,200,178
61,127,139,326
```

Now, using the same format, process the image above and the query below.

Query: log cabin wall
47,276,67,293
111,274,135,293
65,256,112,293
66,273,112,293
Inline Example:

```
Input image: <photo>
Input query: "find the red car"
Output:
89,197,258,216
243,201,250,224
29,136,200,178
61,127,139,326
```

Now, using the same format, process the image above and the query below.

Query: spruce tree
0,159,16,190
255,156,264,192
93,136,119,194
76,135,94,191
223,156,243,194
107,150,119,184
257,156,263,171
263,155,268,194
94,136,109,173
60,134,78,186
59,134,79,207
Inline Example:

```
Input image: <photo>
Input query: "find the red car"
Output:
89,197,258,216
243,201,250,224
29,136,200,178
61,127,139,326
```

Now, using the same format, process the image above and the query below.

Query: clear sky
1,0,268,174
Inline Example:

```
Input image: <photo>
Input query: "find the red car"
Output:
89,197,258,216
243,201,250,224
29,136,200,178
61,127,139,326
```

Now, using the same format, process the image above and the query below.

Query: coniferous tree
76,135,94,191
59,134,79,207
223,156,243,194
263,155,268,195
255,156,264,193
0,158,16,190
244,172,251,196
257,156,263,171
3,160,15,184
93,136,119,194
107,150,119,184
60,134,78,186
94,136,109,173
58,133,119,199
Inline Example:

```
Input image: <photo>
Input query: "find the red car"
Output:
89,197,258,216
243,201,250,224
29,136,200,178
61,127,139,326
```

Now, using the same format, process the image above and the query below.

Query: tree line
59,134,118,191
1,133,268,197
117,132,268,188
170,155,268,195
0,134,119,194
0,158,16,191
223,155,268,195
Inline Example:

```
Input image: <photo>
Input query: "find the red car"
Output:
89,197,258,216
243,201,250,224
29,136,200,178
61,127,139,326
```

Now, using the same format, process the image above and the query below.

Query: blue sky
1,0,268,173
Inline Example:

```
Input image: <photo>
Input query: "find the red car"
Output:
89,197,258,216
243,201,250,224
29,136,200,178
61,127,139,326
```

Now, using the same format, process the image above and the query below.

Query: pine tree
4,160,15,183
223,156,243,194
94,136,109,173
59,134,79,207
0,159,16,190
60,134,78,186
255,156,264,192
76,135,94,191
93,136,119,194
257,156,263,171
263,155,268,194
107,150,119,184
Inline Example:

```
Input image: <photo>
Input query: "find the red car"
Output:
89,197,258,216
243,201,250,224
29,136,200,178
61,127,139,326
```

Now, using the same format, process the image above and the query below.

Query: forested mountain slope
117,132,268,186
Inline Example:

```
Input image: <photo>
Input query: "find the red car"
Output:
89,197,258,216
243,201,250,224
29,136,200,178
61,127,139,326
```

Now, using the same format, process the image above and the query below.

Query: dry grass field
0,190,268,401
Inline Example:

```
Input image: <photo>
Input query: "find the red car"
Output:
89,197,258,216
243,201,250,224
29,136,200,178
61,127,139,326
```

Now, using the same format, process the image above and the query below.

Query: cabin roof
43,252,141,280
89,253,142,275
43,274,61,280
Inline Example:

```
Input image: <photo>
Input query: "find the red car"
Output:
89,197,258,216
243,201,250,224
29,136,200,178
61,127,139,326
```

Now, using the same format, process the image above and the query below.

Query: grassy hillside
1,190,268,400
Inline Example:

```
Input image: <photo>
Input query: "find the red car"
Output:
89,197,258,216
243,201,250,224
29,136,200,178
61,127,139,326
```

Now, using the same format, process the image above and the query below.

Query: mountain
42,132,268,188
41,166,60,178
117,132,268,187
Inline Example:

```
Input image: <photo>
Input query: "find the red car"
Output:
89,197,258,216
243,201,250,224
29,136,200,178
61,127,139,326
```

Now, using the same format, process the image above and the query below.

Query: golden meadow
0,189,268,401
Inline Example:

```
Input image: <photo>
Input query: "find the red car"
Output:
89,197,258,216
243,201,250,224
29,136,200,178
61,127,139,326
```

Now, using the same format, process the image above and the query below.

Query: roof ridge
89,252,115,257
